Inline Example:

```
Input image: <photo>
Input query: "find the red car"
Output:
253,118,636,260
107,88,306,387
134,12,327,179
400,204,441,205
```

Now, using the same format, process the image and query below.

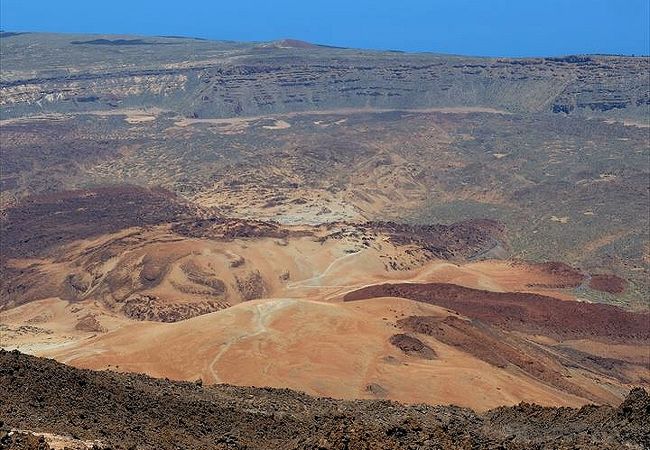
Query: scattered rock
1,350,648,450
236,271,267,301
74,315,107,333
121,295,229,322
389,334,437,359
365,383,389,397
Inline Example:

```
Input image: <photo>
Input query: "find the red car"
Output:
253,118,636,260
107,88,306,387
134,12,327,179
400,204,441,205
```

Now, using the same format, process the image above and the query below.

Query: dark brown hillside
0,351,648,449
344,282,650,341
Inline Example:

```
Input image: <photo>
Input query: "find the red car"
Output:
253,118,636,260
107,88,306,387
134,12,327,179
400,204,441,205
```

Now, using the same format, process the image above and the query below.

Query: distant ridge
258,38,321,49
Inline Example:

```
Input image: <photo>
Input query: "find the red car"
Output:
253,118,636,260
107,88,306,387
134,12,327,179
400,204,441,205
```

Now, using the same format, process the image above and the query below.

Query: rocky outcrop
1,350,648,449
121,295,229,322
389,333,437,359
365,219,506,260
74,314,107,333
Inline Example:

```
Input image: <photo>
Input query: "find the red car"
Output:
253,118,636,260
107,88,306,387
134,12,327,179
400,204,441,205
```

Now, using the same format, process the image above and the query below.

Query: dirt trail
286,250,364,289
209,299,295,383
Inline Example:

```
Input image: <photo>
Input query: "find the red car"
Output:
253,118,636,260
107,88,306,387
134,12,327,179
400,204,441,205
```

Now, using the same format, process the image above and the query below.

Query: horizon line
2,29,648,59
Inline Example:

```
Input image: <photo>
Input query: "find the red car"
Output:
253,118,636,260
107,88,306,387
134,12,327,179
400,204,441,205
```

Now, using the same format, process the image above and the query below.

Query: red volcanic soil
589,274,628,294
399,316,528,369
344,283,649,342
397,315,591,400
516,261,585,288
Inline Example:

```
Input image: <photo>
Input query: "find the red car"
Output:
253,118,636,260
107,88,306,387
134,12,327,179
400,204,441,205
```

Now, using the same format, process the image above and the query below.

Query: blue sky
1,0,648,56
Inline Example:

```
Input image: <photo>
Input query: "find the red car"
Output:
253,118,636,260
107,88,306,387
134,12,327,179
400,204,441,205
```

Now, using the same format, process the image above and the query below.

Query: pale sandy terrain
31,296,602,411
2,218,647,411
3,229,646,411
4,221,576,316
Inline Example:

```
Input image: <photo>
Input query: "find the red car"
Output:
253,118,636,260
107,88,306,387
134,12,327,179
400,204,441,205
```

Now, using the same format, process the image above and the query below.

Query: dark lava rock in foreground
0,350,648,449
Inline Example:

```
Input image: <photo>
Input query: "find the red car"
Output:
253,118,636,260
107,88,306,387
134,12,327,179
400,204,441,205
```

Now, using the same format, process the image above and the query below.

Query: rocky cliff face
1,33,648,120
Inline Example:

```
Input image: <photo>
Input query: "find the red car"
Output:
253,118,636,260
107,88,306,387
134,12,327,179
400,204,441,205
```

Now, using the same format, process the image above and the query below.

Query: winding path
286,250,363,289
208,299,294,383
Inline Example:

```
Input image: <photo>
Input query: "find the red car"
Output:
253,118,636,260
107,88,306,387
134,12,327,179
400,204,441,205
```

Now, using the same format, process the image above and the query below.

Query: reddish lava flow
518,261,585,288
589,274,628,294
344,283,649,342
